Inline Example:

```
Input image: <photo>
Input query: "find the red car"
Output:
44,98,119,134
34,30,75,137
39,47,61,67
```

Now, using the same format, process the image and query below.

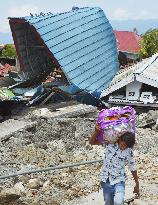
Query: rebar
0,159,103,180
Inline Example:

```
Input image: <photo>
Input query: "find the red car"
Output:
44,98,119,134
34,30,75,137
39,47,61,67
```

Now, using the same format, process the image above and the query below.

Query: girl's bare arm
89,127,102,145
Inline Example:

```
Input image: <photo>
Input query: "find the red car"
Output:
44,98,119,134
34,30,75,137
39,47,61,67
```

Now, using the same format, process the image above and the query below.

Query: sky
0,0,158,33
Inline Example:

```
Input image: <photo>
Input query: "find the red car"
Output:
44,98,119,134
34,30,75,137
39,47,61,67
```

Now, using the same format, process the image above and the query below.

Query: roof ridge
115,30,140,36
9,7,102,21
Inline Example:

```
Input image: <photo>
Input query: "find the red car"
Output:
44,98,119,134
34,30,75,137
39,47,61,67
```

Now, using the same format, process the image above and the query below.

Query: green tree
139,29,158,58
1,44,17,58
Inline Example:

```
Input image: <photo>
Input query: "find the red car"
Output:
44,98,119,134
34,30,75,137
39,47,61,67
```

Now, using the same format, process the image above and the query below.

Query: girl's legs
101,180,114,205
114,181,125,205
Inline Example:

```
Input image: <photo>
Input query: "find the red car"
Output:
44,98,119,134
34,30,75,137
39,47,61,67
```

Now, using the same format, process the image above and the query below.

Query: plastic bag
96,106,136,143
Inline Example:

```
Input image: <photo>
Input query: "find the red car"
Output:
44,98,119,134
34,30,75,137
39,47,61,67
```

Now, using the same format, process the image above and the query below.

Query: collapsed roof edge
9,7,119,98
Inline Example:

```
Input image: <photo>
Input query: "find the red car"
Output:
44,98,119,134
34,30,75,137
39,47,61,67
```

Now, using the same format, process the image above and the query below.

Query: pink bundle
96,106,136,143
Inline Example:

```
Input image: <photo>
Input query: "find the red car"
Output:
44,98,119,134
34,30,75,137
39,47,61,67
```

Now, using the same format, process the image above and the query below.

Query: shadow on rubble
0,100,26,122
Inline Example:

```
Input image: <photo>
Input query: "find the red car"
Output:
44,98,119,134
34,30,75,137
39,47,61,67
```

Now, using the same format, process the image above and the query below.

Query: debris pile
0,66,74,122
0,7,119,122
0,105,157,205
0,63,15,77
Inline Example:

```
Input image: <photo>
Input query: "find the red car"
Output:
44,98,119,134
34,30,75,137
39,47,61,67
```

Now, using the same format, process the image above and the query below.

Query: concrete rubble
0,104,158,205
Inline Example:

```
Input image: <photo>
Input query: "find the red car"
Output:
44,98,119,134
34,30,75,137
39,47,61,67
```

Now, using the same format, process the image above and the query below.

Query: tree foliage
1,44,17,58
139,29,158,58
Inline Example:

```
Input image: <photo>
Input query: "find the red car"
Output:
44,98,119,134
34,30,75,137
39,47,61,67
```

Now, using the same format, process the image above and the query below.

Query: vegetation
139,29,158,58
1,44,17,58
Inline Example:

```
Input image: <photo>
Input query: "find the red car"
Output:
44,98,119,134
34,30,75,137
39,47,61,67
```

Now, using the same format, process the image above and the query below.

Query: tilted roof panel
101,53,158,97
9,7,119,97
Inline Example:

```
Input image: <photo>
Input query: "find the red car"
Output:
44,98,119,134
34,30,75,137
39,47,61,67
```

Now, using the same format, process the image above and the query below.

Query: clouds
8,4,39,17
0,19,10,33
110,8,158,20
1,1,158,34
0,4,39,33
112,8,132,20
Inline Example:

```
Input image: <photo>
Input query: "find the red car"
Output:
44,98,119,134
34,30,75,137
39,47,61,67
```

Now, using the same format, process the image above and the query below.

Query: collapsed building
1,6,157,121
101,53,158,108
114,30,141,66
8,7,119,105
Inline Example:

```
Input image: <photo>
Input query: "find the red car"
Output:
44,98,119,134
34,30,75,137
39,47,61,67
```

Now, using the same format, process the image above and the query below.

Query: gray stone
14,182,26,196
28,178,43,189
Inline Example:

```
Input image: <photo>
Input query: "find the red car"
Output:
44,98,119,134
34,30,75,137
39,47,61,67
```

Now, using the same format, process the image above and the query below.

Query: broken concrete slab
29,104,97,120
137,110,158,128
0,119,36,141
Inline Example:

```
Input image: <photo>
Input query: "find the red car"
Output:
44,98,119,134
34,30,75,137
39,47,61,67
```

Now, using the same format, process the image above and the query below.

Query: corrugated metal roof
101,53,158,97
114,31,141,53
9,7,118,97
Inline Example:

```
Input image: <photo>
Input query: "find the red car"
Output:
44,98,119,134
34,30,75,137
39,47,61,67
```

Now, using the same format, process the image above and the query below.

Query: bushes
1,44,17,58
139,29,158,58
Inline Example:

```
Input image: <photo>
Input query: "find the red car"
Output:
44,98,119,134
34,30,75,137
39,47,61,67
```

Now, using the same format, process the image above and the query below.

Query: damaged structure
101,53,158,107
8,7,119,101
114,31,141,66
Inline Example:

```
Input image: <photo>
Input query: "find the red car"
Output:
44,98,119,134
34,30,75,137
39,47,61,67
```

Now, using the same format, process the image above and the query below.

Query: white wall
126,80,142,101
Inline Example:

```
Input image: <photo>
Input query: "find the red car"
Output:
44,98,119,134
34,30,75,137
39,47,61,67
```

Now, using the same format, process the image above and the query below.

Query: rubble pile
0,105,157,205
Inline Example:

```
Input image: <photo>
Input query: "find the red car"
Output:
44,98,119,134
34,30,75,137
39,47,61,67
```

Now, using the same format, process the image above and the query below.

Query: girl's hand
133,182,140,198
95,124,100,132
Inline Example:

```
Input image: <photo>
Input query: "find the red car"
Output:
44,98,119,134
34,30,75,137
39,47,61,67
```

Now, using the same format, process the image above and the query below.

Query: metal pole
0,159,103,180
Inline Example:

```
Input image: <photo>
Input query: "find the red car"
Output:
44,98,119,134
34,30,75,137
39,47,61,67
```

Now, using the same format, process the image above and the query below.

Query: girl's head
118,132,135,150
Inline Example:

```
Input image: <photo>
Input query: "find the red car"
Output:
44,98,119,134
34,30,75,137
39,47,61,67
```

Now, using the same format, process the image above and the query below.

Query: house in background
101,53,158,108
114,31,141,67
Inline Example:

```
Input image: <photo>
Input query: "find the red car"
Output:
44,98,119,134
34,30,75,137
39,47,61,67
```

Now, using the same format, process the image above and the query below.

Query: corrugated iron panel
139,54,158,84
101,53,158,97
10,7,119,97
